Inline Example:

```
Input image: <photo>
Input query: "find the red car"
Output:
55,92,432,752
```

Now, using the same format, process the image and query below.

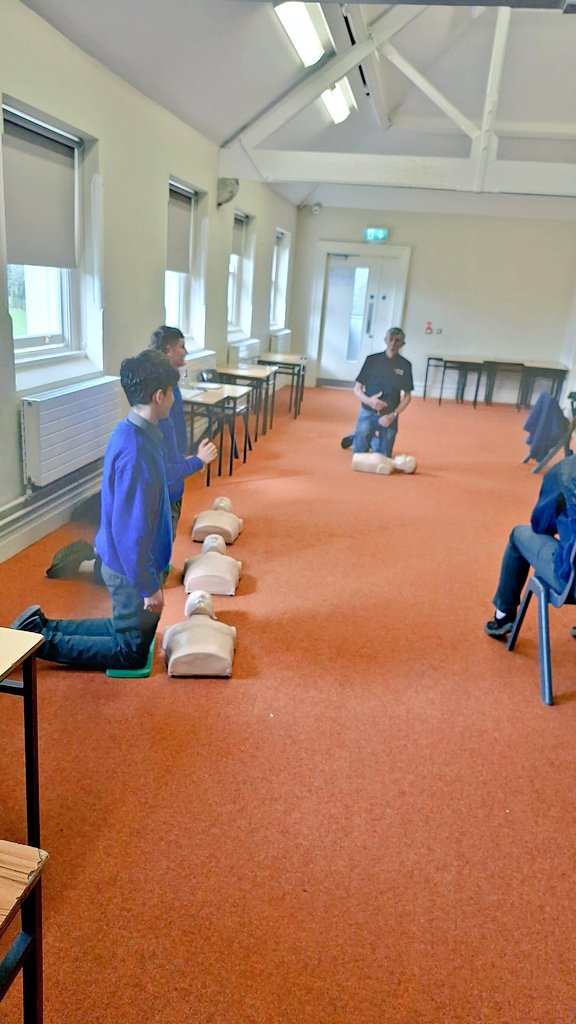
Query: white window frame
2,102,104,390
164,180,206,348
270,228,291,330
227,211,255,341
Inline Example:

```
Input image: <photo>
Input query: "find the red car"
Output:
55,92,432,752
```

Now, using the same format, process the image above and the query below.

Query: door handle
365,298,375,337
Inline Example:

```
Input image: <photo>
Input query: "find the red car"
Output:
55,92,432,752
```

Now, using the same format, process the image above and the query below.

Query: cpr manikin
352,453,417,475
162,590,236,678
191,496,244,545
183,534,242,596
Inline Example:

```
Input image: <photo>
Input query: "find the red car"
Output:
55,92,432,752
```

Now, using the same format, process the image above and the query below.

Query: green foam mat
106,637,156,679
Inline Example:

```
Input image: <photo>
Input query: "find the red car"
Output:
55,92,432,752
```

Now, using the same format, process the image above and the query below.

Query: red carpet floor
1,388,576,1023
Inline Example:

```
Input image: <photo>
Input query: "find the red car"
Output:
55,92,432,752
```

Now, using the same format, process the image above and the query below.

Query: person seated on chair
349,328,413,458
485,450,576,640
10,351,179,671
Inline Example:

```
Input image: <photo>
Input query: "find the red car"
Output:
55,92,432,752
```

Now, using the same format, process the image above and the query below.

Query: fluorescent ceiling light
321,77,355,125
274,2,325,67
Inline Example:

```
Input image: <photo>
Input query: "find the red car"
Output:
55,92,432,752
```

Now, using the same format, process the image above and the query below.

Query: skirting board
0,469,102,563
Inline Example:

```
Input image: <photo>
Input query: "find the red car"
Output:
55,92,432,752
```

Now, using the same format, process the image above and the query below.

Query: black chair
506,538,576,706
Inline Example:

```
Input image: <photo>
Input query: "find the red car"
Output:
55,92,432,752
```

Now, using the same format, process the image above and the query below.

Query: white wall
0,0,297,539
292,204,576,401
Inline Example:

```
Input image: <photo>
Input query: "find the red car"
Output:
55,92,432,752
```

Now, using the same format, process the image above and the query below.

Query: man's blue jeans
352,408,398,457
36,564,159,670
492,525,566,615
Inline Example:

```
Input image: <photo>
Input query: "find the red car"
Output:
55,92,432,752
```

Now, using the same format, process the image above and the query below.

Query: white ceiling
19,0,576,211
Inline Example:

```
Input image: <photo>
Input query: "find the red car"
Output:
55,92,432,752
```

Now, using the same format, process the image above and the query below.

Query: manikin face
213,497,233,512
202,535,227,555
186,590,215,617
385,332,405,358
165,336,187,368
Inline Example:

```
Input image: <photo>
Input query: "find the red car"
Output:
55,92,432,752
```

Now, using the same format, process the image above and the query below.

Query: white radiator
269,328,292,353
21,376,122,487
227,338,261,366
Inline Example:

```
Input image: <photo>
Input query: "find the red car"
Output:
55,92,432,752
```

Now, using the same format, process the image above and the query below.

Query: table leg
21,880,44,1024
228,401,236,477
269,375,276,429
242,403,249,463
287,370,295,413
423,357,431,400
22,655,40,848
254,382,261,442
296,366,306,417
438,364,448,405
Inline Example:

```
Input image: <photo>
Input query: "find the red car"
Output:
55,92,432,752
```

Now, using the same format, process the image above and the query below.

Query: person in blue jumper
45,325,217,581
149,324,217,537
485,451,576,639
11,350,180,670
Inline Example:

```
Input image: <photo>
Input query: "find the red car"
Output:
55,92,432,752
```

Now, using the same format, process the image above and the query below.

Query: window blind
232,213,247,257
3,118,77,268
167,186,194,273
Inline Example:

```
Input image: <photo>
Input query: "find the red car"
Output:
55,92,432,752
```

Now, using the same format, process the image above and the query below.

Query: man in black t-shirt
344,328,413,457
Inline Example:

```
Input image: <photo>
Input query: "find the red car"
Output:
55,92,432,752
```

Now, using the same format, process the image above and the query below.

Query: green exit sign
364,227,389,243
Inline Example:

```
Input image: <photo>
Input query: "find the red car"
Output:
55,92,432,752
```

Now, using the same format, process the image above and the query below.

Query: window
165,181,206,346
227,211,254,338
270,228,291,328
2,108,83,362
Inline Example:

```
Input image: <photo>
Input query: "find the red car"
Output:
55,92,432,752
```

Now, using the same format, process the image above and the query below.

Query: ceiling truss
221,4,576,198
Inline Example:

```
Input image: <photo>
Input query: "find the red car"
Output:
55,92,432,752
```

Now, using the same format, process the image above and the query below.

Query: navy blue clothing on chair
523,391,569,465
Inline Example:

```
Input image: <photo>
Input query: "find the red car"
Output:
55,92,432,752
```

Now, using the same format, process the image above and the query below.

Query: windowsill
16,351,104,396
227,329,251,344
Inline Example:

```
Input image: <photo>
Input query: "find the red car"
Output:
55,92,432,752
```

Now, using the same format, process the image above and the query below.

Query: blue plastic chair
506,540,576,706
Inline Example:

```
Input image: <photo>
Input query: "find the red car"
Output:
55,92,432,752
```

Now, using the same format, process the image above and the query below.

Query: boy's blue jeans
35,564,159,670
352,408,398,458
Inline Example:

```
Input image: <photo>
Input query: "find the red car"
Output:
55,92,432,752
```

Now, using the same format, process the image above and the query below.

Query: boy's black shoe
341,435,354,450
46,539,95,578
484,613,515,640
10,605,47,632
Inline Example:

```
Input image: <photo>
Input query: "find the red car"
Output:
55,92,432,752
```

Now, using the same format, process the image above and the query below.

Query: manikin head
393,454,417,474
201,535,227,555
213,496,233,513
185,590,216,619
384,327,406,359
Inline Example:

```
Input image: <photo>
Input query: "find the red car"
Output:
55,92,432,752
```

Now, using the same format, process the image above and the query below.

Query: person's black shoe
341,435,354,450
484,613,515,640
46,539,95,579
10,605,47,632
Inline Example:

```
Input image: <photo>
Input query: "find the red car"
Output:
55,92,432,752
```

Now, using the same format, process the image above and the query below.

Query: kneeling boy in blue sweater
11,350,179,671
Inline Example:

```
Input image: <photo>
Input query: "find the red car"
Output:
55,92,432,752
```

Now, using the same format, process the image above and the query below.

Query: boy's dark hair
120,350,179,406
149,325,184,353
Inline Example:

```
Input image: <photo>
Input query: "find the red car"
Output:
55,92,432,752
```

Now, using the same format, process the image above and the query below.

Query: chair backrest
200,369,220,383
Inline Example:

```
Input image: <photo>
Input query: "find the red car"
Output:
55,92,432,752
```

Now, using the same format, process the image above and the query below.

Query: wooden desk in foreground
0,628,45,847
0,840,49,1023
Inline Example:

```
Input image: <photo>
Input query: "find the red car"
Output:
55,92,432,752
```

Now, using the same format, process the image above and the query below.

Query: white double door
319,251,408,384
